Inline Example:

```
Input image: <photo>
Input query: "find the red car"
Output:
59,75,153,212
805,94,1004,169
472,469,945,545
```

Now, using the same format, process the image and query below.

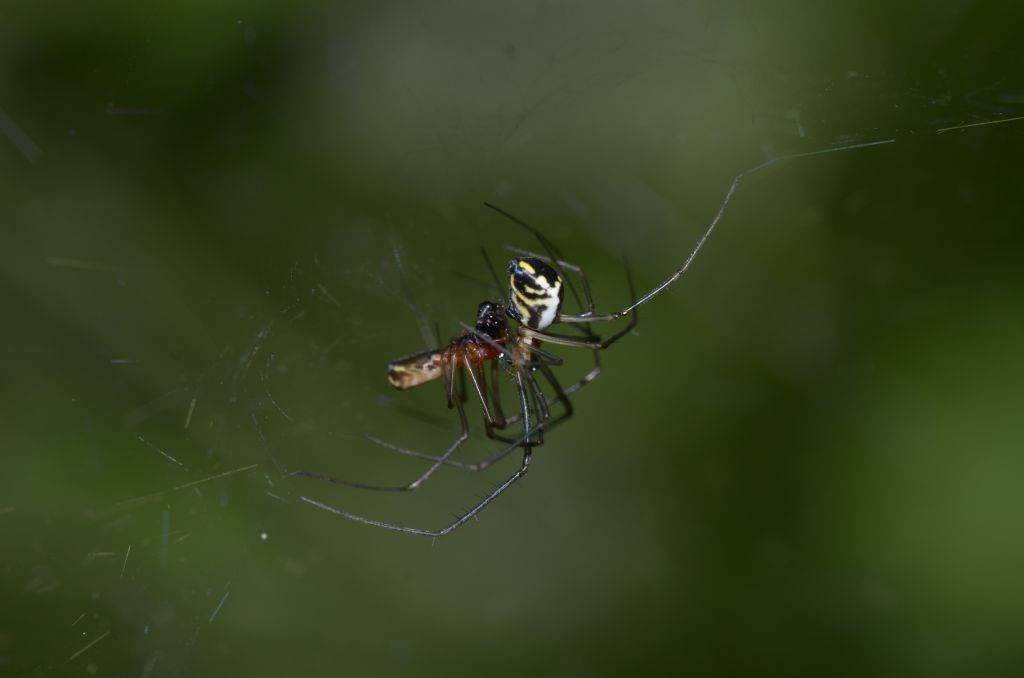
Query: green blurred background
3,2,1023,676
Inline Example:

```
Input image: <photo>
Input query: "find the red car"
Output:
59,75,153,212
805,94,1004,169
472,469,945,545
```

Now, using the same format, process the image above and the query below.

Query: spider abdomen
508,257,565,331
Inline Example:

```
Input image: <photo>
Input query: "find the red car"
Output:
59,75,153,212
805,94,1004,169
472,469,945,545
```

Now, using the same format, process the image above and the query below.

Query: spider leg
307,348,523,488
520,363,549,446
293,360,471,492
551,139,895,324
479,246,506,304
297,365,537,537
461,355,505,436
364,419,535,471
520,258,640,352
364,348,591,475
449,331,555,447
521,308,636,351
484,201,589,318
444,355,458,407
463,353,545,447
518,340,564,366
485,331,583,431
562,351,601,397
488,360,507,426
367,358,556,471
531,360,573,432
298,451,531,538
455,321,567,368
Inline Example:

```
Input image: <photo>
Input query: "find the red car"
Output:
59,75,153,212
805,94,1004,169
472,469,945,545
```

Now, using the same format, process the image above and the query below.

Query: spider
296,138,897,537
295,206,636,534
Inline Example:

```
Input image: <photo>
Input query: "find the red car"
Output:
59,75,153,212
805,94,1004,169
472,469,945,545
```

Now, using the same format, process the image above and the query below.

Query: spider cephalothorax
467,300,508,342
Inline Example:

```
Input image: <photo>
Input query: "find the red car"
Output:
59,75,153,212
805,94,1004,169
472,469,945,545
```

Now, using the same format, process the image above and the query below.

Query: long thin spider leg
497,345,585,429
488,359,506,427
552,260,636,394
532,258,639,351
519,364,548,446
374,389,568,472
375,394,519,445
442,324,561,442
521,297,637,351
293,361,472,493
369,355,586,473
514,366,532,449
298,449,531,538
363,353,531,472
527,367,550,422
547,138,897,324
486,353,551,447
500,336,602,431
297,360,538,537
488,365,540,459
386,380,469,487
360,347,531,473
480,247,506,304
461,355,497,431
484,201,587,317
563,350,601,397
293,418,471,493
455,321,567,368
445,356,459,407
502,336,587,434
427,324,543,446
364,416,539,471
535,360,573,425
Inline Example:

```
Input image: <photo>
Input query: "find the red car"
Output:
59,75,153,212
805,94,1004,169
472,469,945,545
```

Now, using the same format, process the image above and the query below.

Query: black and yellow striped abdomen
508,257,564,331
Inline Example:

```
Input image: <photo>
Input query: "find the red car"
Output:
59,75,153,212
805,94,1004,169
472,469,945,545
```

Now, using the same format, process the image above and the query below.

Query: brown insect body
386,301,510,391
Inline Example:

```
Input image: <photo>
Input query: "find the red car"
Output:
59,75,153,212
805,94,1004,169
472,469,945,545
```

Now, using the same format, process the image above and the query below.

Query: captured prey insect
296,137,898,538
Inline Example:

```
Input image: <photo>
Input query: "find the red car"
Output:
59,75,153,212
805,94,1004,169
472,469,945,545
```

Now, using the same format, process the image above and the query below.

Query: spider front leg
520,312,636,352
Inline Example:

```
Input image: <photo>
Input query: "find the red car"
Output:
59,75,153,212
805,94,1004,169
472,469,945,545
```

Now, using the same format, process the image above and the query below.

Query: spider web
3,2,1024,676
